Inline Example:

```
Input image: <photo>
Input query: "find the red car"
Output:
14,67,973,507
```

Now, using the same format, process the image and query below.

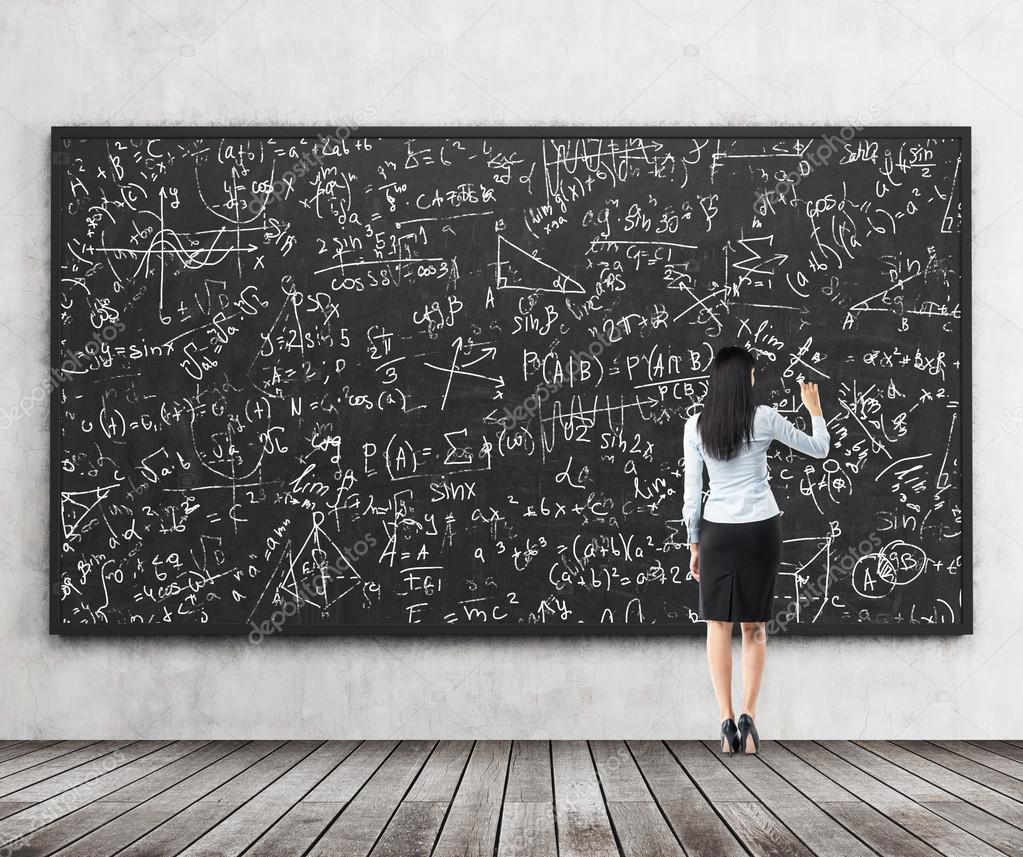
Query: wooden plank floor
0,741,1018,856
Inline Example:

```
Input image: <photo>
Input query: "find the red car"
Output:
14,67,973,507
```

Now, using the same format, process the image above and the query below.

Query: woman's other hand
689,543,700,581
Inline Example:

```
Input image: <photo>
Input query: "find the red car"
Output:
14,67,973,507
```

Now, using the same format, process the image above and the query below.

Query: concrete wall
1,0,1019,740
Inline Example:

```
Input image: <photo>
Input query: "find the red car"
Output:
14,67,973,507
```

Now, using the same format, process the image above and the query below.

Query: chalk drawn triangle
776,532,834,625
247,513,365,623
60,486,116,545
246,276,312,398
496,235,585,294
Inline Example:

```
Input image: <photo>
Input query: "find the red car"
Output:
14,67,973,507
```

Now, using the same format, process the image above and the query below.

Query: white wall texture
0,0,1020,740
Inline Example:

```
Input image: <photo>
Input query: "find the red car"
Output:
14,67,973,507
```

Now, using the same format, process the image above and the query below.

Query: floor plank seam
809,740,1023,855
4,742,1023,857
662,740,756,857
853,739,1023,832
585,741,628,857
763,741,935,857
425,740,476,857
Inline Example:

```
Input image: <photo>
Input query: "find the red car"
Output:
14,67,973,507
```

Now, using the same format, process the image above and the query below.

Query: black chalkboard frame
49,125,972,637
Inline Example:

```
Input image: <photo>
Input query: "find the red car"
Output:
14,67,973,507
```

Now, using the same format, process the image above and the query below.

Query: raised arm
768,405,830,458
682,416,706,544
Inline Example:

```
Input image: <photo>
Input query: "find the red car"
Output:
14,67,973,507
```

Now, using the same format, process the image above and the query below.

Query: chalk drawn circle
881,540,928,587
852,540,928,599
852,553,898,599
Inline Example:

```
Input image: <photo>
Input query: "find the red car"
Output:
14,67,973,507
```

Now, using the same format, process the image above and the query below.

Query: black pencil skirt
698,514,783,622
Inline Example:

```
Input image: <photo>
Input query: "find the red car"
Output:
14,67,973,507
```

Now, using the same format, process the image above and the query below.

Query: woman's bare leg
706,620,735,723
740,621,767,723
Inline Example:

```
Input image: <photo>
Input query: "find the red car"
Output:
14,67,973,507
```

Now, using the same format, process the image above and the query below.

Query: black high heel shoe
720,718,740,754
737,713,760,754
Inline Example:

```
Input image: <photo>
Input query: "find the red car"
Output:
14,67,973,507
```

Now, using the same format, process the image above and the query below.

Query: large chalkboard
51,127,971,635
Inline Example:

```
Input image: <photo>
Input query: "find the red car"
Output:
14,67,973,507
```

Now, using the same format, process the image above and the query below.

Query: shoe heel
737,713,760,754
720,718,740,754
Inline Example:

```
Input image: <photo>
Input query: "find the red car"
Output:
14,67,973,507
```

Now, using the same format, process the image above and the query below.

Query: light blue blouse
683,405,830,544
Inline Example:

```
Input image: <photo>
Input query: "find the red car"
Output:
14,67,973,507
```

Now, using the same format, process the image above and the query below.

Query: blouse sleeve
768,406,830,459
682,416,706,544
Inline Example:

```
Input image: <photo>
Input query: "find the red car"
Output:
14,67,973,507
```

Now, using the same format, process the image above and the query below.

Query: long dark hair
697,346,757,460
